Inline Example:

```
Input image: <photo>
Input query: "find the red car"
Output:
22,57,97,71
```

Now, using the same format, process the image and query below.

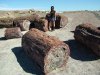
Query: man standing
48,6,56,31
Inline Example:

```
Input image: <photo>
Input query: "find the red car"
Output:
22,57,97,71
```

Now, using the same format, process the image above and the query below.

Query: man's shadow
0,37,6,40
65,39,100,61
12,47,44,75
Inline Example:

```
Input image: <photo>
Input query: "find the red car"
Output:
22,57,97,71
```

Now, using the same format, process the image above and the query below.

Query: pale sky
0,0,100,11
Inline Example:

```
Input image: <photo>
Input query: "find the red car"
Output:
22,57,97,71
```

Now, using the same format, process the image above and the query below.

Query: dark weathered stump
74,23,100,56
5,27,22,39
13,20,30,31
55,15,61,29
22,28,70,74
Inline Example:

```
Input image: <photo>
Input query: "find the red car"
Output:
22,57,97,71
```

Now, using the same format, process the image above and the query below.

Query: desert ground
0,10,100,75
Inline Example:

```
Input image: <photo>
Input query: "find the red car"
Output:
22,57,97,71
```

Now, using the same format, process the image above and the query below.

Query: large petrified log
30,18,48,32
46,13,68,29
74,23,100,56
5,27,22,39
22,28,70,74
35,19,48,32
13,20,30,31
29,14,41,29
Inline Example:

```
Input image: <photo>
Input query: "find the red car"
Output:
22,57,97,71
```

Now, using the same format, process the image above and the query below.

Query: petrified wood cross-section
22,28,70,74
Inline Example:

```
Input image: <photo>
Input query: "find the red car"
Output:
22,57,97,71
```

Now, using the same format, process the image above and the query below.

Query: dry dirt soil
0,10,100,75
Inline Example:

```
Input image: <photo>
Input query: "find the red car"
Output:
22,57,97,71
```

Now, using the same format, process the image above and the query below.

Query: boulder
74,23,100,56
22,28,70,74
5,27,22,39
13,20,30,31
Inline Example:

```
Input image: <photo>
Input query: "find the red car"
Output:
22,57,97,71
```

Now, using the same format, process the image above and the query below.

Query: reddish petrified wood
60,15,68,28
22,28,70,74
55,15,61,29
13,20,30,31
74,23,100,56
34,19,48,32
5,27,22,39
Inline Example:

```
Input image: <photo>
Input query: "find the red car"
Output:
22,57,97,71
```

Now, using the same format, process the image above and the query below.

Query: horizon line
0,8,100,11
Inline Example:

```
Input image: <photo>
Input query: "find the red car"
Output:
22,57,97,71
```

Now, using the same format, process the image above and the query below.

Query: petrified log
74,23,100,56
55,15,61,29
13,20,30,31
29,15,41,29
60,15,68,28
30,19,48,32
5,27,22,39
45,13,51,22
22,28,70,74
32,13,40,21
